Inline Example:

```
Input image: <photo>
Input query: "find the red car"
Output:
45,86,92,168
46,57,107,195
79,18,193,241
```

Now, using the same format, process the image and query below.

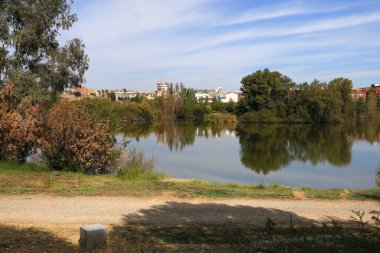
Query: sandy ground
1,195,379,246
1,195,379,225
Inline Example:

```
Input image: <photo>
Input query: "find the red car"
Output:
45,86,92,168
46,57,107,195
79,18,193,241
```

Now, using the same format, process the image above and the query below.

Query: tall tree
328,78,354,116
366,91,378,117
0,0,88,98
240,68,295,118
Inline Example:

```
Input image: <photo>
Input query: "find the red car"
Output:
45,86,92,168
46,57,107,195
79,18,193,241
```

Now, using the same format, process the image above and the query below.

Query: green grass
0,161,379,200
204,113,238,124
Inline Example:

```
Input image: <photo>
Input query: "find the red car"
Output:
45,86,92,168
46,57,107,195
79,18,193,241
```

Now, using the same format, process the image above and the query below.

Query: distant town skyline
59,0,380,90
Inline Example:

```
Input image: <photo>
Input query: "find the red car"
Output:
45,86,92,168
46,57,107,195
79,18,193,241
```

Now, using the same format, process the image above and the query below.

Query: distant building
220,91,241,103
351,88,368,100
370,84,380,99
156,82,170,96
114,90,139,101
195,93,215,103
195,87,241,103
71,86,98,97
141,92,156,100
61,86,98,100
351,84,380,100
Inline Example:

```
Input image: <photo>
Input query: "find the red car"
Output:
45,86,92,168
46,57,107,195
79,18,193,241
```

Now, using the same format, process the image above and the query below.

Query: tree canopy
238,69,361,123
0,0,88,98
239,68,295,118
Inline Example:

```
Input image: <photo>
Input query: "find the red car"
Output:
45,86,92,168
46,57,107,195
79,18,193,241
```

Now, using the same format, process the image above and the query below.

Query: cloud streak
62,0,380,90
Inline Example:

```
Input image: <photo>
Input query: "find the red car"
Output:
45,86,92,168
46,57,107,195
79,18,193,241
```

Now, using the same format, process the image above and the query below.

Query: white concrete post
79,224,107,251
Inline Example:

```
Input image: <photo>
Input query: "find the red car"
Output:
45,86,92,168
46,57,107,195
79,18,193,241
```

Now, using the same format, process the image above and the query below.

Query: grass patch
106,223,380,253
0,161,47,173
0,161,379,200
204,113,238,124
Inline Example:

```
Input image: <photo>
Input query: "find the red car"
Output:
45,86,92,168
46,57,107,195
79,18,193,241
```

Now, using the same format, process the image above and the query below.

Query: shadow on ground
124,202,317,226
107,202,380,253
356,189,380,201
0,225,75,253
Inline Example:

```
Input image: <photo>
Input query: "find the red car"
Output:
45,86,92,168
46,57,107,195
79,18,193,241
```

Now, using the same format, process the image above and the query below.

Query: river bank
1,162,379,200
1,162,380,252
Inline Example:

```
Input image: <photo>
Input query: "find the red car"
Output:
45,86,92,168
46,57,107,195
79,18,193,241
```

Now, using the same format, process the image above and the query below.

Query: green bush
112,101,156,122
204,113,238,123
116,148,162,180
239,111,260,122
239,110,279,123
75,98,120,131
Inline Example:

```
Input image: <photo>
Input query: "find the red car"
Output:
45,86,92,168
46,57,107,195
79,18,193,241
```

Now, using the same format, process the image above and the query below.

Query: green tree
108,91,116,102
0,0,89,98
286,80,327,123
240,68,295,118
328,78,354,117
366,92,378,117
355,97,366,115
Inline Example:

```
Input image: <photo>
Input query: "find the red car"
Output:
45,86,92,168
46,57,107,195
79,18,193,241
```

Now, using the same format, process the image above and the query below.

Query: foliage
238,69,366,123
112,100,156,122
75,97,121,131
366,91,378,117
239,68,294,118
239,110,279,123
0,0,88,98
350,210,368,233
108,91,116,102
369,210,380,226
204,113,238,124
151,83,202,119
41,100,116,173
356,97,366,115
0,85,43,162
116,148,160,180
209,100,237,113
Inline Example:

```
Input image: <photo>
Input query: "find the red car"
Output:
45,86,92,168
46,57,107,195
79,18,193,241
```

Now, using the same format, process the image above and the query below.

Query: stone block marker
79,224,107,251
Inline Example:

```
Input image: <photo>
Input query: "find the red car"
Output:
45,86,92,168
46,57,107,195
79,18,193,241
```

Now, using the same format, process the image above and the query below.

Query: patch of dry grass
292,190,307,200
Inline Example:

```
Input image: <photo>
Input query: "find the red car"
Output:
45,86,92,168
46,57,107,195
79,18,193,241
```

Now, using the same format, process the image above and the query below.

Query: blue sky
60,0,380,91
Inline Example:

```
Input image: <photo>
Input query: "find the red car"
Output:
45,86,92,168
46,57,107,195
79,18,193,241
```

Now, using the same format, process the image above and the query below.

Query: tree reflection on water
236,124,353,174
120,120,380,175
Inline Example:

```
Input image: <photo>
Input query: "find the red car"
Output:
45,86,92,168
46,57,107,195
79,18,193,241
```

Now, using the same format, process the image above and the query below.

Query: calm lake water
118,121,380,189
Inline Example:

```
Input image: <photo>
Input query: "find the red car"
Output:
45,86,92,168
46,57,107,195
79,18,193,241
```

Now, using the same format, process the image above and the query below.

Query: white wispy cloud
60,0,380,90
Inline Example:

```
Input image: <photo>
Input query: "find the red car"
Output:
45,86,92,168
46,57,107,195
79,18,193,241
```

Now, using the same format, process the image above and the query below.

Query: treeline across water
238,69,380,123
81,69,380,125
75,93,237,132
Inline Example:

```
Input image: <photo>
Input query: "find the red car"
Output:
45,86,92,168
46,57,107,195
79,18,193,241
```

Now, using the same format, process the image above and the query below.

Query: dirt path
1,195,379,250
1,195,379,226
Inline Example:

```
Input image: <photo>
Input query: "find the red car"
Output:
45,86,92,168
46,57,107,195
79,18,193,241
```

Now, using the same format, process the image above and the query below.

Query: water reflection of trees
120,120,380,175
120,124,153,141
154,123,237,151
236,124,354,175
348,120,380,144
121,123,237,151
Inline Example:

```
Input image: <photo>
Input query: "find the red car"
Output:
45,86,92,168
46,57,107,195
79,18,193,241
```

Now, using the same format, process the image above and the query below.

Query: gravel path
0,195,379,226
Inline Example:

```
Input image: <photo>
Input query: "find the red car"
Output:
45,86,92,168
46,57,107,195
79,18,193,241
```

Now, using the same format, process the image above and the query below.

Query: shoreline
1,161,379,200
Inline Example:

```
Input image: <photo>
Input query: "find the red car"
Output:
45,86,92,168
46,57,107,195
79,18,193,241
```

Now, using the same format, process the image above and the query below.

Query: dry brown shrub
340,189,350,200
291,190,307,200
0,85,43,161
42,99,116,173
